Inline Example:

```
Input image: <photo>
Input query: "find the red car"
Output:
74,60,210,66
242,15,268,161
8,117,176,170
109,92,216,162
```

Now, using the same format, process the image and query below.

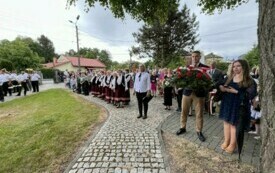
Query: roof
43,61,70,68
67,57,106,68
43,56,106,69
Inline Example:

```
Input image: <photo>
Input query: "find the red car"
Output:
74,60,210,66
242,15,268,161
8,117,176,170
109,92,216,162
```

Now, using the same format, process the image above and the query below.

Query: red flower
186,71,192,77
196,72,203,79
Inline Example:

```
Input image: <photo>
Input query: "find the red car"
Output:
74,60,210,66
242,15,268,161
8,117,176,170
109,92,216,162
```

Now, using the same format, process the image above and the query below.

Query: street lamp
69,15,80,71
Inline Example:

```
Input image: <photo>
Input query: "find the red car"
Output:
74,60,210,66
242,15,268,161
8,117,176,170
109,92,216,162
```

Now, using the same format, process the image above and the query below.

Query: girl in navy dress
219,60,256,153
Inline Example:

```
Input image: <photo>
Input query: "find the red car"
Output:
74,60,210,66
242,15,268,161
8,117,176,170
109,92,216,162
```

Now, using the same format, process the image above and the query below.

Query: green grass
0,89,102,173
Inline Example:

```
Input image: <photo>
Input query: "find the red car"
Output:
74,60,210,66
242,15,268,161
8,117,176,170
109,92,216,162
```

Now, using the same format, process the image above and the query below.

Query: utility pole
69,15,80,71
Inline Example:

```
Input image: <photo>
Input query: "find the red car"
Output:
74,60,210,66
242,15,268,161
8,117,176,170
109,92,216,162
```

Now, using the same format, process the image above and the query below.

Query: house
43,55,106,72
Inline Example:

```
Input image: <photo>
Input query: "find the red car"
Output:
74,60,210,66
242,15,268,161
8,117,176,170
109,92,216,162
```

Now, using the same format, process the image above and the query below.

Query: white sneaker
248,131,258,135
254,136,261,140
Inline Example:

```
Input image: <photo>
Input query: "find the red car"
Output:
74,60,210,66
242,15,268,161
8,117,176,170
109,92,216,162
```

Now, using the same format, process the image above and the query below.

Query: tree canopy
67,0,179,24
131,4,199,67
37,35,56,63
243,45,259,68
66,47,113,69
0,38,41,70
197,0,250,14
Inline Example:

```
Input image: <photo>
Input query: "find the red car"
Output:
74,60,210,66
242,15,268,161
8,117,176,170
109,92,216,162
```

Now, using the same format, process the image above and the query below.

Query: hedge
40,68,55,79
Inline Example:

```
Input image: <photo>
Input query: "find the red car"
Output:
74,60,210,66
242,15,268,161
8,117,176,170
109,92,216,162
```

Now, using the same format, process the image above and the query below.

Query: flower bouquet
163,77,173,88
172,66,213,91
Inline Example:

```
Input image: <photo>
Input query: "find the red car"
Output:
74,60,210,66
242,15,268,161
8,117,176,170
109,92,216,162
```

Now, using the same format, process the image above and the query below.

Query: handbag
143,94,153,103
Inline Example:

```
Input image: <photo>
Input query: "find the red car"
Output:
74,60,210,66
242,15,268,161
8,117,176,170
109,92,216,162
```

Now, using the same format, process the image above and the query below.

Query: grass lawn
0,89,104,173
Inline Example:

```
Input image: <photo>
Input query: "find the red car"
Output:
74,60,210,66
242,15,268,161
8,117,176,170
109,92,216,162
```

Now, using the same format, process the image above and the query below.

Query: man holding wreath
176,50,210,142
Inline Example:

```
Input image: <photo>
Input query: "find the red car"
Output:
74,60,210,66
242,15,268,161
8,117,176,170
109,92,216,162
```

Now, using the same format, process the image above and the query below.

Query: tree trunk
259,0,275,172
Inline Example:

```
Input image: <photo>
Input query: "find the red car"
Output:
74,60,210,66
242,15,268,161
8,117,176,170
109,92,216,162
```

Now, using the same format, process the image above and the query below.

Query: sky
0,0,258,63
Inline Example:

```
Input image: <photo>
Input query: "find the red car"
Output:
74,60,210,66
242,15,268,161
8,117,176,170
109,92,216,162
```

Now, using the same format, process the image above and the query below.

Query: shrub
0,59,13,71
40,68,55,79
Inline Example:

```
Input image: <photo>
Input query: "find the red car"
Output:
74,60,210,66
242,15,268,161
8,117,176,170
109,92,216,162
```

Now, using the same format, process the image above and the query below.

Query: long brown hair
227,59,254,88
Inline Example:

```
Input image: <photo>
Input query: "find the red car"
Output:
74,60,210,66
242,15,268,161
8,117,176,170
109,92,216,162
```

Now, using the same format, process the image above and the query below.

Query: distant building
43,55,106,72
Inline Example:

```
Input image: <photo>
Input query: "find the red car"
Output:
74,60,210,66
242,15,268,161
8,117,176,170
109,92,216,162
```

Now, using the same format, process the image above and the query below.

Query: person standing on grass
133,64,151,119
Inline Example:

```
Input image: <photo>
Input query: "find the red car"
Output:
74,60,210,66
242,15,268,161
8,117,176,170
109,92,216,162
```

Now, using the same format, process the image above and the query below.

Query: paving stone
84,169,93,173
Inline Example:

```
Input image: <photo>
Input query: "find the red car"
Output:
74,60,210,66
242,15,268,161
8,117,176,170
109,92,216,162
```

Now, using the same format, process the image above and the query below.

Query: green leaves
197,0,250,14
243,44,259,68
131,4,199,67
0,38,41,71
67,0,179,24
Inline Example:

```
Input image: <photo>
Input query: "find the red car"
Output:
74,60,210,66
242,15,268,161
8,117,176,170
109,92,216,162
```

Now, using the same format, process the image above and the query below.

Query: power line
200,25,257,37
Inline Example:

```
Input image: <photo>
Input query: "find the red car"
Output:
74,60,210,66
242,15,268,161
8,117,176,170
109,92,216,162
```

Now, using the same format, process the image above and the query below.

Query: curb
63,94,111,173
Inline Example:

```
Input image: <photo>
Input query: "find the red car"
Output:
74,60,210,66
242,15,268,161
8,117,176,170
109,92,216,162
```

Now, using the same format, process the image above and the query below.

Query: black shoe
142,115,147,119
188,114,193,117
137,115,142,119
197,132,206,142
176,128,186,135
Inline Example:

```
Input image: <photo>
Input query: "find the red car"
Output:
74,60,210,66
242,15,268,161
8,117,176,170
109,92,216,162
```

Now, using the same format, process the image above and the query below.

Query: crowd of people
0,69,41,102
1,50,261,156
62,50,261,150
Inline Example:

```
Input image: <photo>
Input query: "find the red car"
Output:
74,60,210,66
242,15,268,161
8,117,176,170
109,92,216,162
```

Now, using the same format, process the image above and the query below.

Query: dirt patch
162,132,256,173
0,110,20,119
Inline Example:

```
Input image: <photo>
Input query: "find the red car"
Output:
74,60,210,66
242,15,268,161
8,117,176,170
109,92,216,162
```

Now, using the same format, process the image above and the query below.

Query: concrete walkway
0,79,64,103
65,94,171,173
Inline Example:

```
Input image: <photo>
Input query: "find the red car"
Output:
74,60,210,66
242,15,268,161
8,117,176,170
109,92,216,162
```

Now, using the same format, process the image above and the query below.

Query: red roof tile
43,61,70,68
67,57,106,68
43,56,106,69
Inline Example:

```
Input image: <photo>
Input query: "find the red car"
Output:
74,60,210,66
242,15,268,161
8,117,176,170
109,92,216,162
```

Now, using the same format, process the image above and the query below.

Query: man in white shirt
31,71,41,92
133,64,151,119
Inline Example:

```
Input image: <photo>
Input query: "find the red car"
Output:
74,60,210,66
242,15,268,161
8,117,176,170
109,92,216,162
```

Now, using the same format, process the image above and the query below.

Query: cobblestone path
65,94,171,173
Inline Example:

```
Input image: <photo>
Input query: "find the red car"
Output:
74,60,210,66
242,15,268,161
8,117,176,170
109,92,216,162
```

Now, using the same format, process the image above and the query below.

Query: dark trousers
18,82,28,96
177,89,183,109
136,92,148,116
2,82,9,96
31,81,39,92
0,85,4,101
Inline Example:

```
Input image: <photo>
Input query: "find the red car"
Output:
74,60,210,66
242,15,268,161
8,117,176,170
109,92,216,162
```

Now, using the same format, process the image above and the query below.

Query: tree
69,47,113,69
67,0,178,24
0,59,13,71
197,0,275,172
243,45,260,68
16,36,45,63
37,35,55,63
0,38,41,70
98,50,112,69
131,4,199,67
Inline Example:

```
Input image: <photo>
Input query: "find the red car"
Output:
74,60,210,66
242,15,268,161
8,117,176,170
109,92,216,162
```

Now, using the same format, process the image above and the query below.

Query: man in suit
133,64,151,119
176,50,209,142
209,61,224,88
208,61,225,115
